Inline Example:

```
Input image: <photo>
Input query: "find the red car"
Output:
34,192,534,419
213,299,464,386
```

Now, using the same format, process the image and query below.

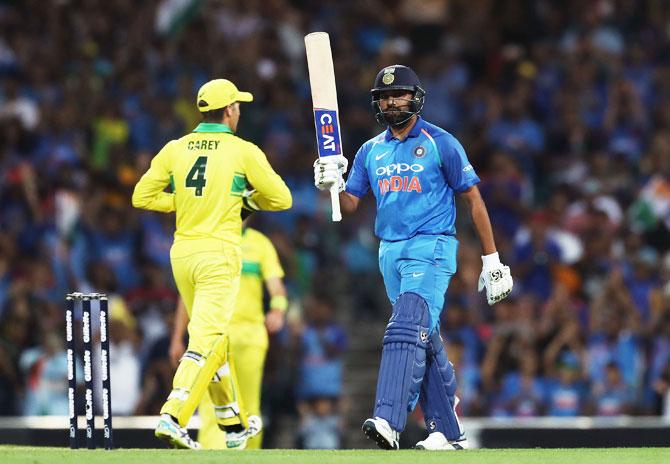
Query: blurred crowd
1,0,670,449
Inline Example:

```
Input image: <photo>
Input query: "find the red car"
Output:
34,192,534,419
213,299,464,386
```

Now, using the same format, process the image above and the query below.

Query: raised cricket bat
305,32,343,222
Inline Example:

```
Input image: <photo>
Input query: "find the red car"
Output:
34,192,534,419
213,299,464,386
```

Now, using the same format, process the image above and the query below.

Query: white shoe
362,417,400,450
155,414,201,450
225,415,263,450
415,431,468,450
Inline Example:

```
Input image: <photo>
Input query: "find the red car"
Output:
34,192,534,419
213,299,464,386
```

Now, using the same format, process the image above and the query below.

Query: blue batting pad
373,292,430,432
419,330,465,441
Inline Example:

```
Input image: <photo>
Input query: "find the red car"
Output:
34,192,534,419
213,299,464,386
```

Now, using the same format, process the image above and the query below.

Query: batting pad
373,292,430,432
161,334,229,427
419,331,464,441
209,351,248,430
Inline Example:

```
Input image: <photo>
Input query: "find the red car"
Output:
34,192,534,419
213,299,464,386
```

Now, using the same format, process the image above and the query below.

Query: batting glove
313,155,347,192
478,252,513,305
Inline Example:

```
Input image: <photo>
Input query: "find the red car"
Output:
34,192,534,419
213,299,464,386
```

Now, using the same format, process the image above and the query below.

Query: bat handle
330,183,342,222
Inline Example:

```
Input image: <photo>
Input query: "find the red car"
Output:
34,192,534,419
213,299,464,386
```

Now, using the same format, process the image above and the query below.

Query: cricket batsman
313,65,513,450
132,78,292,449
169,224,288,449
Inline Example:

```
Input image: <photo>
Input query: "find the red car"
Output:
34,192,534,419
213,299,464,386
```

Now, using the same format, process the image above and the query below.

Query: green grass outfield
1,447,670,464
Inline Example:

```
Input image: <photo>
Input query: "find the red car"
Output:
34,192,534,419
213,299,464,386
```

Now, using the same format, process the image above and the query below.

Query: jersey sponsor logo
375,151,390,161
375,162,424,177
376,163,424,195
463,164,474,172
313,109,342,157
378,176,422,195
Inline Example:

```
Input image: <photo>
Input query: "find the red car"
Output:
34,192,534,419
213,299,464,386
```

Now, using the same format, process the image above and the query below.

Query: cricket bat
305,32,343,222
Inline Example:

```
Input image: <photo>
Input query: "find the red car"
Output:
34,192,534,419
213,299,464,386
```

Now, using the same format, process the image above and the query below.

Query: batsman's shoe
362,417,400,450
225,415,263,450
415,432,468,450
155,414,201,450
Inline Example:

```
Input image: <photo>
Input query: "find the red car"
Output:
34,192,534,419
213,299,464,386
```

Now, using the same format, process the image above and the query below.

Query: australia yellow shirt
231,227,284,327
131,123,291,256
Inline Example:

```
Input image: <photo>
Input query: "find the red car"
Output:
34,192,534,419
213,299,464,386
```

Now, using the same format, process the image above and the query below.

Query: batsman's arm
339,191,360,214
462,184,513,304
132,142,175,213
337,145,368,214
244,144,292,211
459,185,497,255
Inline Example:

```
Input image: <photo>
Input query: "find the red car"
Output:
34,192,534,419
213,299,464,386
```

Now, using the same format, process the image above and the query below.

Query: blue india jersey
345,117,480,241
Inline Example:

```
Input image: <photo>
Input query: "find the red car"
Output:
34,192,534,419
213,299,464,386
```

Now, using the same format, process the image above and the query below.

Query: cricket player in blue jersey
313,65,513,450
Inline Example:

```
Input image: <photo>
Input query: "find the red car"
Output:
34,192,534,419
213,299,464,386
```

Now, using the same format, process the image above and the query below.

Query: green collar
192,123,234,134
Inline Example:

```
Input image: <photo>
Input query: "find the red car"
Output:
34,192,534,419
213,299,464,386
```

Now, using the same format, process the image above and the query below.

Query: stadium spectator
542,351,587,417
493,350,544,417
295,295,346,449
0,1,670,447
588,362,635,416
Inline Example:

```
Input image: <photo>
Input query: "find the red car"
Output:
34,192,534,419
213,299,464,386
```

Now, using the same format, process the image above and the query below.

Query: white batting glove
313,155,348,192
478,252,513,305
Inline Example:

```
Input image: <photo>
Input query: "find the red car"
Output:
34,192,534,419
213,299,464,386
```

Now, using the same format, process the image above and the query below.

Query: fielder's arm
131,142,176,212
459,185,496,255
244,145,292,211
264,277,287,333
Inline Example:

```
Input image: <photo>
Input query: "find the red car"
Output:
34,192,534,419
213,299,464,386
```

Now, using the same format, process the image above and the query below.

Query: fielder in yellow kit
132,78,292,449
169,226,287,449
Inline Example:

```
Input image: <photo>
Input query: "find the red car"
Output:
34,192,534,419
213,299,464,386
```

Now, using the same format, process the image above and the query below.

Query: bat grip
329,184,342,222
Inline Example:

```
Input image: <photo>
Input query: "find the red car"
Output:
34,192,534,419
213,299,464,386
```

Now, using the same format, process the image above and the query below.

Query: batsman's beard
383,109,414,128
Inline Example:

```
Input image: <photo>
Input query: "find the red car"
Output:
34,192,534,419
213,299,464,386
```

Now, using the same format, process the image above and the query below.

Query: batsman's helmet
371,65,425,127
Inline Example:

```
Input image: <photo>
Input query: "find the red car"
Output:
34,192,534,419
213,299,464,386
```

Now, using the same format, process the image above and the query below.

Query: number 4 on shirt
186,156,208,196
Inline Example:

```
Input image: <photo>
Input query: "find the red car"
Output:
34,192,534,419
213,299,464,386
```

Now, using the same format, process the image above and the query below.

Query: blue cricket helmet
371,65,426,127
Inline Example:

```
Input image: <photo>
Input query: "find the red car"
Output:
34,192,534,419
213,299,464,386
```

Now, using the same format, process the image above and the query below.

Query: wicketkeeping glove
313,155,348,193
241,188,260,220
478,252,513,305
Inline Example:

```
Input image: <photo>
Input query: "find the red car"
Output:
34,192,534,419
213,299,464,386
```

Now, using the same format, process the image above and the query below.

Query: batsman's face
379,90,413,109
379,90,413,124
